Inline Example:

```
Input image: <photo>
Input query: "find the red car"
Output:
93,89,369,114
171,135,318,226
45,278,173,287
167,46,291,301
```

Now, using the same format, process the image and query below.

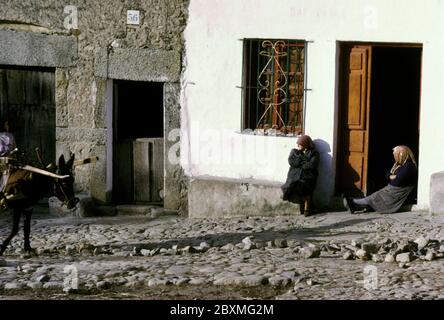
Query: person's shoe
342,195,357,214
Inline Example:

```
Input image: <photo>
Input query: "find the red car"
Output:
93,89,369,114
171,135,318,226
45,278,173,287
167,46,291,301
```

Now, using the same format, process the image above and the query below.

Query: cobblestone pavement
1,206,444,300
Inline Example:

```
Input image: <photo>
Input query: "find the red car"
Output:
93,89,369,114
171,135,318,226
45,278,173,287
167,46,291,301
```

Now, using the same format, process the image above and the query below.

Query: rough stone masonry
0,0,190,213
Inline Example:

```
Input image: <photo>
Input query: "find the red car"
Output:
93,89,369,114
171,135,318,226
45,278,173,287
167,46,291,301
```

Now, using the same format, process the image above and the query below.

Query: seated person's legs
343,195,373,213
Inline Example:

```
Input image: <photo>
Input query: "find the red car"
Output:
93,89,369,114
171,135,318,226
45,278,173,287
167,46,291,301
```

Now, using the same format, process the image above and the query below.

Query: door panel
348,74,365,129
133,138,164,203
337,45,371,196
348,131,365,153
347,153,364,190
0,67,55,163
113,140,133,203
133,140,150,203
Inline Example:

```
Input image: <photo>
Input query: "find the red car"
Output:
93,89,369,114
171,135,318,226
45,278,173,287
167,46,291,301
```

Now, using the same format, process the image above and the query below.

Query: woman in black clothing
281,134,320,217
343,145,418,214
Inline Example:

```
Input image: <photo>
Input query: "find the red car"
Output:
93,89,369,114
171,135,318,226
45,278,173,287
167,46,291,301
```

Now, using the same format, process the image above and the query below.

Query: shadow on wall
340,160,364,199
312,139,333,210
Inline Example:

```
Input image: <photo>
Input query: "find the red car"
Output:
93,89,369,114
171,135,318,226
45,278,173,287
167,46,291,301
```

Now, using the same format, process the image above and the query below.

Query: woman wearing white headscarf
343,145,418,214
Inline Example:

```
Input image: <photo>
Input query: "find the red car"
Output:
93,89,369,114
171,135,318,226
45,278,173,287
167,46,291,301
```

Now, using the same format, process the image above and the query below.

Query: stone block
94,48,181,82
188,176,299,218
48,194,106,217
0,30,77,67
430,171,444,214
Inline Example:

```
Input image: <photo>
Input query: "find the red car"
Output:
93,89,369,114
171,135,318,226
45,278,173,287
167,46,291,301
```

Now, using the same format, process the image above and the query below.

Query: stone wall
0,0,189,209
188,176,300,218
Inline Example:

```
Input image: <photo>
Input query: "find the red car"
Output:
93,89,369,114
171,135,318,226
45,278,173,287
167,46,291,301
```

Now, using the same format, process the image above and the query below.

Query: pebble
274,239,288,248
414,236,429,251
371,254,384,263
355,249,369,260
140,249,151,256
343,251,354,260
351,238,364,248
36,274,50,283
396,253,412,263
4,282,22,290
300,246,321,259
43,281,62,289
147,278,171,286
27,281,43,289
96,281,112,289
268,276,292,287
425,250,436,261
221,243,235,251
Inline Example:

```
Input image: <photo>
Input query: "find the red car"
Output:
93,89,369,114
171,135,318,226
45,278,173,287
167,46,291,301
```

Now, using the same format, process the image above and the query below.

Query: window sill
236,129,299,138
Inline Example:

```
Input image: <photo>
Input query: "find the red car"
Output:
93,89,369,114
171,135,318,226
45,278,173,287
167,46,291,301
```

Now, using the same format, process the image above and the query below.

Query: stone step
116,205,160,216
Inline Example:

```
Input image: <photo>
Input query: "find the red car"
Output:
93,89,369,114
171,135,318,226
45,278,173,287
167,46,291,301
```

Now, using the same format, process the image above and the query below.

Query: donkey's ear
67,153,75,168
58,154,66,167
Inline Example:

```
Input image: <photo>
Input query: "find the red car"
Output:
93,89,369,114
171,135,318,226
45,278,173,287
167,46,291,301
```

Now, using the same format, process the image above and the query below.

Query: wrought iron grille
242,39,306,136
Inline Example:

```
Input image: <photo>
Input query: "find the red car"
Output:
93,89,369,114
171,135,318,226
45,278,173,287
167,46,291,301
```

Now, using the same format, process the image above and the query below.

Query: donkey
0,154,78,256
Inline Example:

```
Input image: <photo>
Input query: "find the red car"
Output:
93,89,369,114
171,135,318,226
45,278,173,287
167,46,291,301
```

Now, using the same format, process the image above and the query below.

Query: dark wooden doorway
0,66,55,163
113,80,164,205
336,43,422,198
367,46,422,201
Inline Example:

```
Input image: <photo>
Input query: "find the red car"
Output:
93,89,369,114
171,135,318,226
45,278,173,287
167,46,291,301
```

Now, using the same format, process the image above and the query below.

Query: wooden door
337,45,372,196
113,138,164,204
133,138,164,203
0,67,55,163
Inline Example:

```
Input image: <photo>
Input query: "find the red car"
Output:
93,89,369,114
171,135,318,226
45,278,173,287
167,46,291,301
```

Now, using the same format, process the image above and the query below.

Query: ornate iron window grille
241,39,307,136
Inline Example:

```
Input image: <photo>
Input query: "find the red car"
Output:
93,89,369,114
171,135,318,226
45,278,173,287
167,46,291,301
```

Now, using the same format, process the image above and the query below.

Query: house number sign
127,10,140,25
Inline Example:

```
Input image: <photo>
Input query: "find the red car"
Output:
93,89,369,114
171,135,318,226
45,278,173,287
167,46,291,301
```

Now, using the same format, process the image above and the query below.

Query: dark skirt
282,180,315,204
367,184,414,213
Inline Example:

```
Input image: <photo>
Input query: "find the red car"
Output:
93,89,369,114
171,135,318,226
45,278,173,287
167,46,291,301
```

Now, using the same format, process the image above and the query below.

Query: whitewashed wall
181,0,444,208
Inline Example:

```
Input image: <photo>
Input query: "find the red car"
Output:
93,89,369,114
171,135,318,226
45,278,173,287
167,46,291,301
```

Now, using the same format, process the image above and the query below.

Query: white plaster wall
181,0,444,208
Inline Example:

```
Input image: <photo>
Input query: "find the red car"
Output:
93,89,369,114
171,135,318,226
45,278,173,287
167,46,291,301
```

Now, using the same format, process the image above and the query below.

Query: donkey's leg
0,209,21,256
23,208,33,252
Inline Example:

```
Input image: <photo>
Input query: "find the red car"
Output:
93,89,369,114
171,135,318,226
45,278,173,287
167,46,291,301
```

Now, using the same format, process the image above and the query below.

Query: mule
0,154,78,256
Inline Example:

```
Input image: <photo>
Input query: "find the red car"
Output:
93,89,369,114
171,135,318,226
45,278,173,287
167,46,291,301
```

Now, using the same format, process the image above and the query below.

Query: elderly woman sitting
343,145,418,214
281,134,320,217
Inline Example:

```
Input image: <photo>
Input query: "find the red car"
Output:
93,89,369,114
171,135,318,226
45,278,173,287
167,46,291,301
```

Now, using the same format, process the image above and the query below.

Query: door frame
336,41,423,196
108,79,165,205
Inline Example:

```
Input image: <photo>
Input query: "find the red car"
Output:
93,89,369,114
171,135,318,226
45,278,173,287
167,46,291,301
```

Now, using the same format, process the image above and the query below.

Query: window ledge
236,130,299,138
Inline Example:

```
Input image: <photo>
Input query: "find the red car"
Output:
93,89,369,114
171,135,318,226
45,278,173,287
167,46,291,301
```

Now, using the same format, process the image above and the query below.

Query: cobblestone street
1,207,444,300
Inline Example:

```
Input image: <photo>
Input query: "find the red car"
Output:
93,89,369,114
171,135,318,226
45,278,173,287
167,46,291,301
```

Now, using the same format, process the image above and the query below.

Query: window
242,39,306,136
